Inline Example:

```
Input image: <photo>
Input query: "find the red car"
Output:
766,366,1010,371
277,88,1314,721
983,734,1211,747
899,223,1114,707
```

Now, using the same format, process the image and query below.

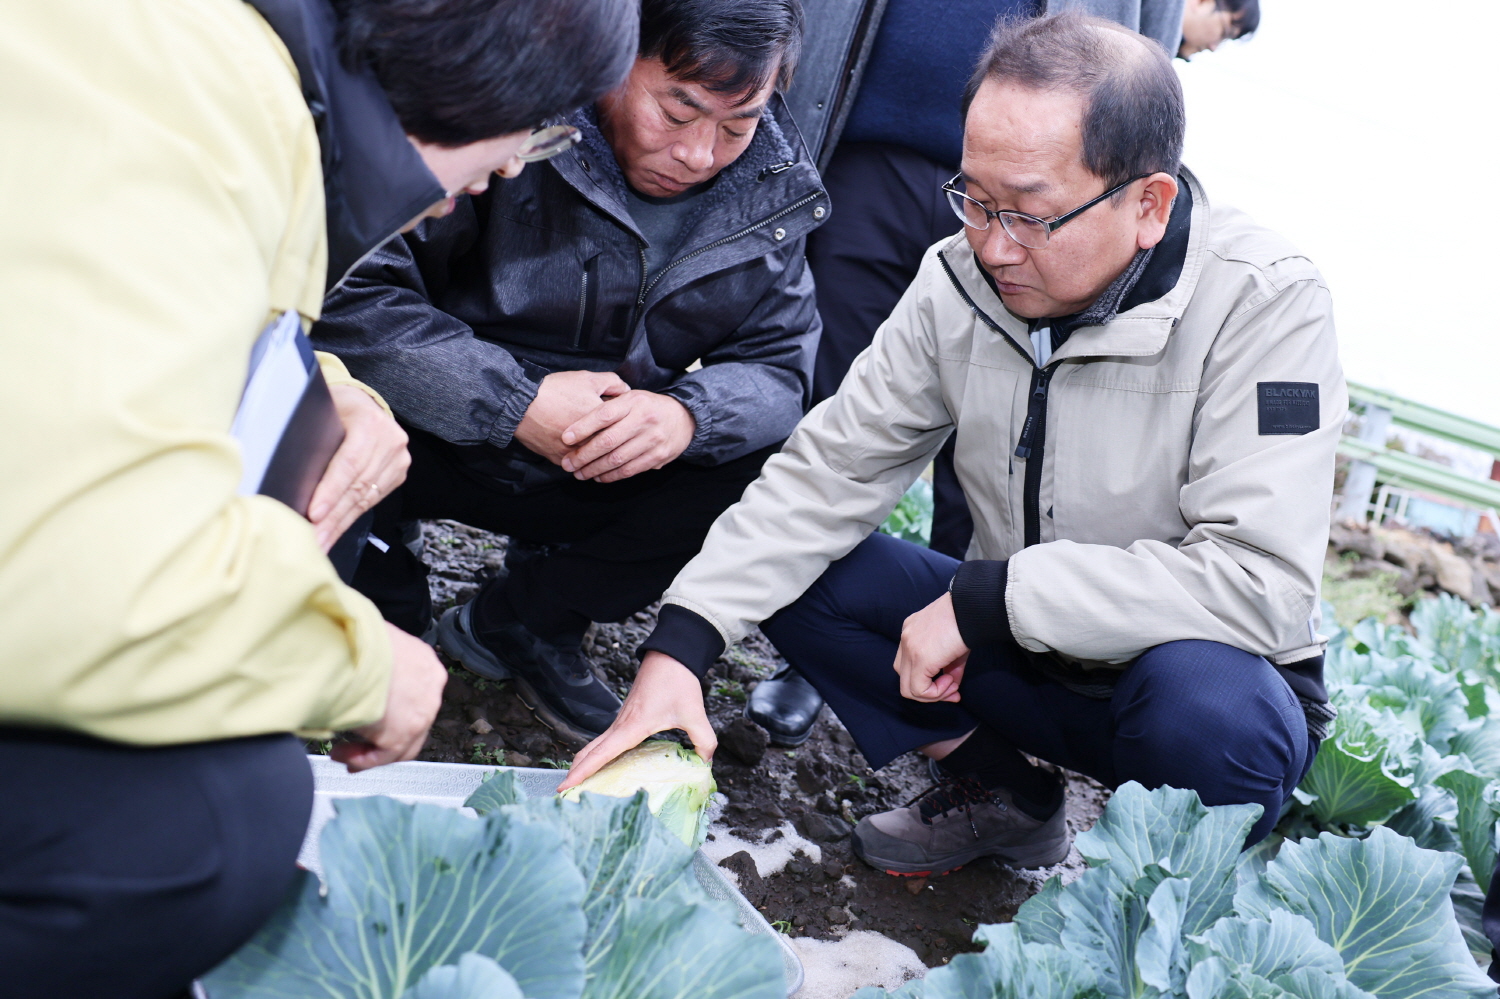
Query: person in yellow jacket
0,0,635,994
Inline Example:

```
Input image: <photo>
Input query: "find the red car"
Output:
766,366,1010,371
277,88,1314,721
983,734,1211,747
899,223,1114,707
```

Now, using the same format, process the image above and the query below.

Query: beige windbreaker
664,171,1344,668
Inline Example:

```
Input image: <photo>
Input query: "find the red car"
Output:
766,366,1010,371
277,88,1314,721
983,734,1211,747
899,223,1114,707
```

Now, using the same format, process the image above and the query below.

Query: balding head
963,12,1184,193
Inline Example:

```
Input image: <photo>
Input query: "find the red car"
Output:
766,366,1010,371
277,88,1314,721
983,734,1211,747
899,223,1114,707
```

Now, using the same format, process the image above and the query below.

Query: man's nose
672,128,716,174
979,223,1029,267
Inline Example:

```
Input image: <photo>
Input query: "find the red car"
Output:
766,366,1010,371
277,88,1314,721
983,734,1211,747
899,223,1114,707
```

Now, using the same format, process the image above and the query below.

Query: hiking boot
851,774,1070,876
437,601,621,747
745,665,824,747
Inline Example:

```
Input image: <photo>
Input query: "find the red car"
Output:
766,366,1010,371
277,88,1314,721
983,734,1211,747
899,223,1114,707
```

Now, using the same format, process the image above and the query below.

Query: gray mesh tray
301,755,803,996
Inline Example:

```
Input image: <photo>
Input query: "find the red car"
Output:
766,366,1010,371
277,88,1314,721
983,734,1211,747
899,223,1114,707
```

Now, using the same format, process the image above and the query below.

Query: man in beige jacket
565,12,1344,868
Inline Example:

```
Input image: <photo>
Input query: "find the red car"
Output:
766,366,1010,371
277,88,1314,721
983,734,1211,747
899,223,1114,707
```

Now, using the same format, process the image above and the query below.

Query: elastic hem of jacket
950,559,1012,649
638,604,726,678
485,365,544,449
662,382,715,462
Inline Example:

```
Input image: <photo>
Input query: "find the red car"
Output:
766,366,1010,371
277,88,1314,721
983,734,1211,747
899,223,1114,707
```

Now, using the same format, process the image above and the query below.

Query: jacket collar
940,168,1211,365
244,0,446,290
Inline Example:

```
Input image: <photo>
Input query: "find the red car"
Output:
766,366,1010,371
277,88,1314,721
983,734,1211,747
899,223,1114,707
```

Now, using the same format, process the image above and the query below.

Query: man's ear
1136,172,1179,249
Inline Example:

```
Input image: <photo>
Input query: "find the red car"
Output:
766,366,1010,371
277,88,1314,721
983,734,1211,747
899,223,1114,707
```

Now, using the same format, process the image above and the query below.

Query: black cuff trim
637,604,726,679
950,559,1012,650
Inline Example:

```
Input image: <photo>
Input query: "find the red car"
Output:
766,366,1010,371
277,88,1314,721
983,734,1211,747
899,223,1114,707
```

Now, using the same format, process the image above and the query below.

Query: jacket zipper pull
757,160,795,181
1014,368,1053,459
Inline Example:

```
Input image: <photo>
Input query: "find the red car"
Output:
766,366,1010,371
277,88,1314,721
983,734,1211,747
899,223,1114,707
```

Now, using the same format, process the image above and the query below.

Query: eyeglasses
516,124,582,163
942,173,1149,249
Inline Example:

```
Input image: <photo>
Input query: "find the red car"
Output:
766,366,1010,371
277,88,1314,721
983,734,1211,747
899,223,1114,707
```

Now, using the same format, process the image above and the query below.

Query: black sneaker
745,665,824,747
851,773,1069,876
437,601,621,747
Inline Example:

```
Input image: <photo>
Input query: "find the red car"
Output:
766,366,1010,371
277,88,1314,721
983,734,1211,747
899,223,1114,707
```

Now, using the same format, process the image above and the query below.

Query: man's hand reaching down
559,651,716,790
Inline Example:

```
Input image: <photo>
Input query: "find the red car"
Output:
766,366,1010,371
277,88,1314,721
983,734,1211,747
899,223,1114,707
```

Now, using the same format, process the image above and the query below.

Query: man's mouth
647,170,693,194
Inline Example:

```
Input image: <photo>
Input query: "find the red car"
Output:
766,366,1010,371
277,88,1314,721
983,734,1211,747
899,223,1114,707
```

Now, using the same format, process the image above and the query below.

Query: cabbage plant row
202,772,786,999
205,595,1500,999
855,595,1500,999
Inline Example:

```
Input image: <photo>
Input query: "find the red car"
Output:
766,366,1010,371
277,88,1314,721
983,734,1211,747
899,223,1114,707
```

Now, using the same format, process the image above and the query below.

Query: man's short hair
963,12,1185,193
336,0,639,146
640,0,805,102
1218,0,1260,39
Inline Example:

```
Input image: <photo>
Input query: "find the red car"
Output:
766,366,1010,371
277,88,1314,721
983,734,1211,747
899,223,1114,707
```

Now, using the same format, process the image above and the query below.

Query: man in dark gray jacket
314,0,824,745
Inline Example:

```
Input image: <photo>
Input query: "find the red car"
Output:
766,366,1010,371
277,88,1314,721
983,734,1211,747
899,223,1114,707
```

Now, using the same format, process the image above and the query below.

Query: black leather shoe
437,602,621,747
745,666,824,747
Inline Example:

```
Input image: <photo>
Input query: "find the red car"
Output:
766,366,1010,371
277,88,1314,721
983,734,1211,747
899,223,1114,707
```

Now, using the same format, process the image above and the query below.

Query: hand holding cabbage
559,739,717,846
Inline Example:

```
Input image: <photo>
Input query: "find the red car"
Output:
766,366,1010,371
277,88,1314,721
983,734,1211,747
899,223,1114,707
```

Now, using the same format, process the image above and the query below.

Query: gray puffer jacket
313,94,828,482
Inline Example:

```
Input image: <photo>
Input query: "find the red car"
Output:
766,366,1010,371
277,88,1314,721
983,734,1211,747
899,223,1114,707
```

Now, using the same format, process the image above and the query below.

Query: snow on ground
700,821,823,879
790,930,926,998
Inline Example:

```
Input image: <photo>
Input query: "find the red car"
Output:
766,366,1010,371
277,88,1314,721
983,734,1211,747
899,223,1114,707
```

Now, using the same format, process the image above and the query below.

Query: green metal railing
1340,382,1500,522
1348,381,1500,458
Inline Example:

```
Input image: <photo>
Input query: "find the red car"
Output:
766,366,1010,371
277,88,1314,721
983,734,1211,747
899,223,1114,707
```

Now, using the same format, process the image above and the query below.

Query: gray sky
1175,0,1500,425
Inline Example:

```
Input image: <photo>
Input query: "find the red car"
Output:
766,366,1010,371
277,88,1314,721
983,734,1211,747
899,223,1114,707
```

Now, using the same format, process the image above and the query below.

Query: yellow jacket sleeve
317,350,394,418
0,0,392,743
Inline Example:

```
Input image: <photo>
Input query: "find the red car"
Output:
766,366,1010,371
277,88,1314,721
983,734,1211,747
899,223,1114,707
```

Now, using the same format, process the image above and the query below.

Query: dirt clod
718,716,770,766
798,812,853,843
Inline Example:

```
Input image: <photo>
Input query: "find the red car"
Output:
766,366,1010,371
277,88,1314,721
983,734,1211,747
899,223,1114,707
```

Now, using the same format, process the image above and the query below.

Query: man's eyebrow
731,104,767,120
667,86,708,114
959,171,1050,196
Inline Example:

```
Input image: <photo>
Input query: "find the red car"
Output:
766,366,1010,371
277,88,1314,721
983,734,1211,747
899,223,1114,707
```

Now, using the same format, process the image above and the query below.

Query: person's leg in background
805,143,958,407
0,730,312,999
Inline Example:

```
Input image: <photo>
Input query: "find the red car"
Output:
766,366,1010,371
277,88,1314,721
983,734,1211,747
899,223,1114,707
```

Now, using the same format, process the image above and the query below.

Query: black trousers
761,533,1316,845
356,429,778,640
0,729,312,999
806,142,973,557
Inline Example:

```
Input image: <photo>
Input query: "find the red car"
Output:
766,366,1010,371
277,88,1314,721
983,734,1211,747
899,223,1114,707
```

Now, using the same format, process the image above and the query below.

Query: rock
822,859,845,880
443,674,479,706
508,752,533,767
519,730,553,757
826,907,850,925
717,717,770,766
905,878,928,895
1375,527,1438,575
468,717,494,735
1330,520,1385,561
760,802,785,820
717,851,764,895
797,812,852,843
795,757,831,794
792,913,807,927
1431,544,1478,603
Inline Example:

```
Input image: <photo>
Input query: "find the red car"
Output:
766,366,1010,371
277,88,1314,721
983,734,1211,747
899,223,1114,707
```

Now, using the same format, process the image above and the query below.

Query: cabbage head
559,740,716,846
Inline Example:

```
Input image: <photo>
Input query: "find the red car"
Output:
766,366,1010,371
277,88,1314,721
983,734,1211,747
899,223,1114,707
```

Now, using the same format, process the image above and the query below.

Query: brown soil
331,519,1110,969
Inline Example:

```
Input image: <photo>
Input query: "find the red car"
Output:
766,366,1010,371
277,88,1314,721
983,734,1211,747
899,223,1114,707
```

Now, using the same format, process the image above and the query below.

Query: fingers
681,714,718,762
567,430,657,481
310,387,409,549
559,721,652,790
561,396,631,452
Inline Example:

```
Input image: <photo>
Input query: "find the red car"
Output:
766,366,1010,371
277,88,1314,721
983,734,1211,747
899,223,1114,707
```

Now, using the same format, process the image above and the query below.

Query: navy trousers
761,533,1314,843
0,729,313,999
